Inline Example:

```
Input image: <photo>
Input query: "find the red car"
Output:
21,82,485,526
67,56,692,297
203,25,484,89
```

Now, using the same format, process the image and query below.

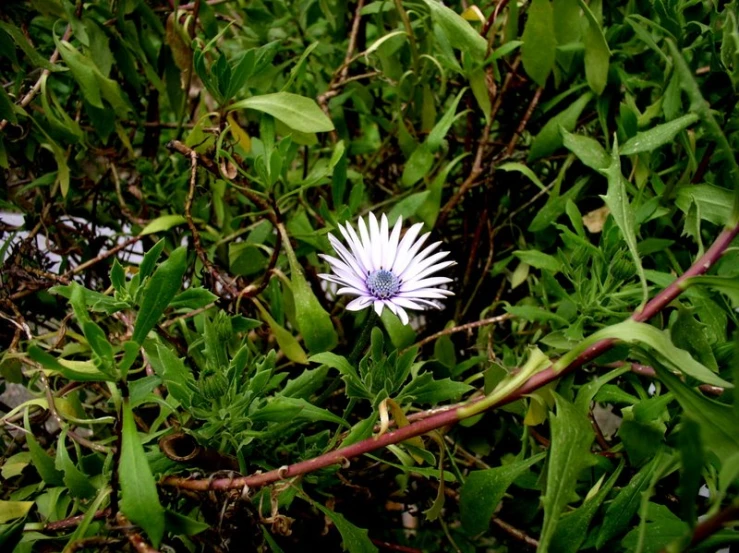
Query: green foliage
1,0,739,551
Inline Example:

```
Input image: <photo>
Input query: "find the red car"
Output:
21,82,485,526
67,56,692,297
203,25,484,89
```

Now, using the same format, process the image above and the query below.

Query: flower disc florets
318,212,455,325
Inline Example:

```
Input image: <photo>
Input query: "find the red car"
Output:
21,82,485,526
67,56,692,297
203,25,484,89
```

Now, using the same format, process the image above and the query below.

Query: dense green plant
1,0,738,551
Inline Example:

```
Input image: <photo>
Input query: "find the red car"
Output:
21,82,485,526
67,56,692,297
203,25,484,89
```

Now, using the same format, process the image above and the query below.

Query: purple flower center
366,269,400,299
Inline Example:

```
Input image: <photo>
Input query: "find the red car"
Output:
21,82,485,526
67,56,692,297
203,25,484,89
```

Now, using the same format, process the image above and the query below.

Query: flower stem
348,310,379,365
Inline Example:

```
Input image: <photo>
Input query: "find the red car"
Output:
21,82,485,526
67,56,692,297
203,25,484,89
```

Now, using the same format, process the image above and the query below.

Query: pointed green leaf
229,92,334,133
132,246,187,344
119,399,165,547
539,395,596,552
460,453,546,534
521,0,557,86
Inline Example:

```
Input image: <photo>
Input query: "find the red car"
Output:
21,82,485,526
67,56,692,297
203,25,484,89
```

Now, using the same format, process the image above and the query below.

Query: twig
626,362,724,396
160,221,739,493
116,513,160,553
43,509,111,532
317,0,366,130
9,235,144,301
0,24,72,131
185,149,240,296
491,517,539,548
504,86,543,157
438,58,521,225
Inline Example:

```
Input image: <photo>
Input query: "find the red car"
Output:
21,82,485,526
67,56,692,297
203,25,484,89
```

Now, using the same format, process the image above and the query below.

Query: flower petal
391,223,425,275
373,300,385,316
346,296,374,311
368,212,383,271
400,276,454,292
357,216,376,272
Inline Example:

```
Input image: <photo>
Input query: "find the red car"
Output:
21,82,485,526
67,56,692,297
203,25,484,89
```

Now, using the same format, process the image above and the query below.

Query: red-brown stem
631,225,739,322
160,223,739,492
683,501,739,550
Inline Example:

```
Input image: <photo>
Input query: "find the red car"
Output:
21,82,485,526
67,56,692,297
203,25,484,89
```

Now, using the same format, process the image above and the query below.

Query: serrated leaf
554,319,732,388
120,399,165,547
55,431,97,500
278,224,337,353
655,365,739,465
539,395,596,552
397,373,473,404
460,453,545,534
312,503,378,553
601,138,648,306
152,344,197,408
550,461,625,553
596,455,660,547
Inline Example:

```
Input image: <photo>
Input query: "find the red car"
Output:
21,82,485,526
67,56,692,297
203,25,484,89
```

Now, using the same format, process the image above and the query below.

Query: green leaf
140,214,188,236
620,113,699,155
119,399,165,547
521,0,557,86
169,287,218,310
561,128,610,171
164,509,210,536
312,503,378,553
596,454,661,547
253,299,309,365
277,224,337,353
28,345,112,382
550,461,625,553
0,21,58,71
24,413,64,486
132,246,187,344
397,373,473,404
668,39,739,224
539,395,596,552
675,184,734,227
0,501,33,524
622,502,690,553
422,0,487,58
529,92,593,161
577,0,610,95
56,39,130,115
554,319,732,388
402,89,466,187
251,396,349,427
55,431,97,500
677,417,704,525
282,365,329,399
460,453,545,534
309,352,360,379
229,92,334,133
151,344,197,408
655,365,739,465
513,250,562,273
601,138,648,306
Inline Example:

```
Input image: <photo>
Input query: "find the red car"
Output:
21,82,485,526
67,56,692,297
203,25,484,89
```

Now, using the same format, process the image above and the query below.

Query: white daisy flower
318,212,456,325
